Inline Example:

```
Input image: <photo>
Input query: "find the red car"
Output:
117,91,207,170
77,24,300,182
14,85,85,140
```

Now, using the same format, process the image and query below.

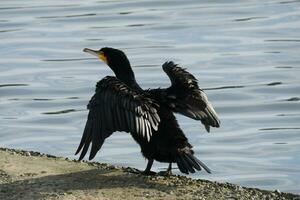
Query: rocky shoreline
0,147,299,200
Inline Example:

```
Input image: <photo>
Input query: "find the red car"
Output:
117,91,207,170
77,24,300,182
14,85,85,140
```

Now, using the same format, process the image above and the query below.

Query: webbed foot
158,170,172,176
141,170,157,176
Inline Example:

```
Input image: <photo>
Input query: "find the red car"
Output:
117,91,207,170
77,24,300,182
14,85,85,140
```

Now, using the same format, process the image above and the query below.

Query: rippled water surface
1,0,300,194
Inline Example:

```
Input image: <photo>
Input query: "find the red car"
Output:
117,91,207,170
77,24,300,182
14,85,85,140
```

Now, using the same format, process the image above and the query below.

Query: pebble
270,192,276,197
25,152,31,157
167,191,174,195
236,186,243,191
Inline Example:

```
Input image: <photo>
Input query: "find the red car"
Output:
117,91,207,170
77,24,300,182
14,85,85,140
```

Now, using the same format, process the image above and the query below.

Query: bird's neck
114,66,142,91
118,73,142,91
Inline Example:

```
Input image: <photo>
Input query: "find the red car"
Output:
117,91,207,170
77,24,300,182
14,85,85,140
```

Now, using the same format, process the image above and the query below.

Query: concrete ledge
0,147,299,200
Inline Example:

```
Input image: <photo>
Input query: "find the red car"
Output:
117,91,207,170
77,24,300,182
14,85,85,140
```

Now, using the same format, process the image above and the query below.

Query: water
1,0,300,194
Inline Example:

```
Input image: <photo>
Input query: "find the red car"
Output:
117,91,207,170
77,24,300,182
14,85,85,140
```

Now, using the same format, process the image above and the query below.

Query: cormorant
75,47,220,175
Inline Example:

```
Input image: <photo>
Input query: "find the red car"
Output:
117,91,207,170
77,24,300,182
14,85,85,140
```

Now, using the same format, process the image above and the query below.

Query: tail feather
175,157,188,174
176,152,211,174
191,154,211,173
183,154,201,171
179,155,195,173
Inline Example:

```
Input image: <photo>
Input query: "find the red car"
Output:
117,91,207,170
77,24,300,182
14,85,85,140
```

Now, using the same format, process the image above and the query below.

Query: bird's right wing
155,61,220,132
75,76,160,160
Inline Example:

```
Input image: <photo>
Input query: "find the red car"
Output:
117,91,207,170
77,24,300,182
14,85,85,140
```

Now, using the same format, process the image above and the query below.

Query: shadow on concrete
0,168,170,200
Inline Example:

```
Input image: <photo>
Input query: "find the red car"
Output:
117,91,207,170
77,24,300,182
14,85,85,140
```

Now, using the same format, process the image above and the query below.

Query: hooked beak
83,48,107,64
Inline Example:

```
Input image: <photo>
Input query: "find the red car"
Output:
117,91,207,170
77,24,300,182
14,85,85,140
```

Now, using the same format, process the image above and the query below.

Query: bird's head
83,47,131,73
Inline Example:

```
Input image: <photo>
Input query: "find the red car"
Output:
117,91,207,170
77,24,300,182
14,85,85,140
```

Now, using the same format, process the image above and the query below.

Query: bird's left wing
75,76,160,160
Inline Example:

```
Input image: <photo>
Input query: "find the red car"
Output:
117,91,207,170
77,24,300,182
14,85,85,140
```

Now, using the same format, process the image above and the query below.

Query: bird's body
76,47,220,175
131,104,189,163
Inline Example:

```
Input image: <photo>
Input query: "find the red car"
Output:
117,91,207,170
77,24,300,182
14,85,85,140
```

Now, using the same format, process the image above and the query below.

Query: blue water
1,0,300,194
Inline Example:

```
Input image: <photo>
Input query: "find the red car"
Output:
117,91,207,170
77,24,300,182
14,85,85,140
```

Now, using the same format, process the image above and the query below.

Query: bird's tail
175,150,211,174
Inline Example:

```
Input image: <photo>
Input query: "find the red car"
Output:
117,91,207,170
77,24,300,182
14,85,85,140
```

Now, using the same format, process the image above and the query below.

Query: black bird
75,47,220,175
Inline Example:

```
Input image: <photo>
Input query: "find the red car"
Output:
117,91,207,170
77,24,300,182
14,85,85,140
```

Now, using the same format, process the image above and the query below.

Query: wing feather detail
158,61,220,132
76,76,160,160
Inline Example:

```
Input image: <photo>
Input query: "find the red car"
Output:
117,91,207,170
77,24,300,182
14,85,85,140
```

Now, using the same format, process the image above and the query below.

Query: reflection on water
41,58,93,62
0,84,29,88
42,109,79,115
259,128,300,131
285,97,300,101
0,0,300,194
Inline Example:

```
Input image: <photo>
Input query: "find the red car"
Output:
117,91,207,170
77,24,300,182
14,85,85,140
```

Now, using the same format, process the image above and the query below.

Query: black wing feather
76,76,160,160
158,61,220,132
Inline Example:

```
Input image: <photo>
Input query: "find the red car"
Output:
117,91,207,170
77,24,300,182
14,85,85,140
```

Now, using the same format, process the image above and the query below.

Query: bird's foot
141,170,157,176
158,170,172,176
124,168,156,176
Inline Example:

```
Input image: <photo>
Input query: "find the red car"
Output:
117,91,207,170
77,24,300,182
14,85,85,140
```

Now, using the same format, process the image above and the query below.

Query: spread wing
75,76,160,160
156,61,220,132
